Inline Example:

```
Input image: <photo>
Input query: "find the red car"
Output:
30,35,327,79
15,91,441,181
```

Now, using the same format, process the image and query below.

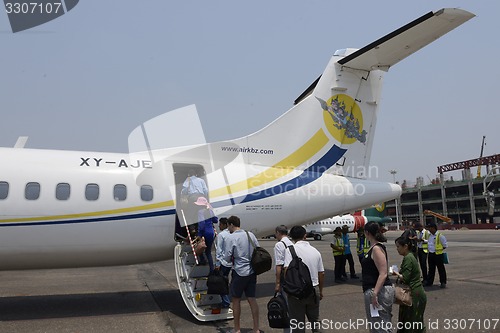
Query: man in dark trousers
284,226,324,333
342,225,359,280
424,222,448,288
223,216,261,333
330,227,345,283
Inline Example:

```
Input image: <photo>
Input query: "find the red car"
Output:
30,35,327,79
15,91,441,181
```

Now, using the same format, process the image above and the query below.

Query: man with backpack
223,215,261,333
270,225,293,331
283,226,325,333
274,225,294,294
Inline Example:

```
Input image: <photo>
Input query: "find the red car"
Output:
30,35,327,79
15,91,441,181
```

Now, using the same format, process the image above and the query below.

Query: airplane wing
337,8,475,71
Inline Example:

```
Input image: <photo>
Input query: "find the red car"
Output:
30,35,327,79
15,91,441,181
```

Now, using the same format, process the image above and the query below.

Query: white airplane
304,214,366,240
0,8,474,321
304,212,392,240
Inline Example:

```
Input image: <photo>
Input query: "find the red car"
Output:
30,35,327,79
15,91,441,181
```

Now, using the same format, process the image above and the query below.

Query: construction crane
477,135,486,178
424,210,453,223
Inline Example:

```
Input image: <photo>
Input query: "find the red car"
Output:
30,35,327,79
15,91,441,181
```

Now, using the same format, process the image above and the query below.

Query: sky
1,1,498,185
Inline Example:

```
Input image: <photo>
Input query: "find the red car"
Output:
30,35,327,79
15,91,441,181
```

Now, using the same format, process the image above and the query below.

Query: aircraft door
172,163,209,240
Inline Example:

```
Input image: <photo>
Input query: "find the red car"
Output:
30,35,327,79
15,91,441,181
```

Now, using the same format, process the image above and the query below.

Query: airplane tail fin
235,8,474,178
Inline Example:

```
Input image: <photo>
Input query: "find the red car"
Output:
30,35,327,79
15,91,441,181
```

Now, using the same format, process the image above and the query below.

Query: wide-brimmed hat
194,196,210,206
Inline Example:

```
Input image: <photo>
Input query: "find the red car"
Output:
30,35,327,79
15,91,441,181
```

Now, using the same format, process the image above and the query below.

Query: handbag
394,277,412,306
207,269,229,295
245,231,272,275
193,236,207,257
443,252,450,264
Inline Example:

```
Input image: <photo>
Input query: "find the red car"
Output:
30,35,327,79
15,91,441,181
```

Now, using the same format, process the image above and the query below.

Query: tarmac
0,230,499,333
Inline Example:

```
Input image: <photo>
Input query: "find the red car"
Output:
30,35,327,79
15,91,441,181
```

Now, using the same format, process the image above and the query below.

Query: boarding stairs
173,209,233,321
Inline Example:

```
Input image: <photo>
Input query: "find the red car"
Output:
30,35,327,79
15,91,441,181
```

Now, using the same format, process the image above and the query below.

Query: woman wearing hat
195,197,218,272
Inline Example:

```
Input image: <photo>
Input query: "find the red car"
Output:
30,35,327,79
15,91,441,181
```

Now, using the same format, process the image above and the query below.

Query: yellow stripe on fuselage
0,200,175,223
0,129,329,224
209,129,329,198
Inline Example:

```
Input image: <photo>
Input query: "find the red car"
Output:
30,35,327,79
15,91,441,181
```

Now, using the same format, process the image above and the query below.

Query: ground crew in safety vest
356,227,370,264
331,227,345,283
414,222,430,283
424,222,448,288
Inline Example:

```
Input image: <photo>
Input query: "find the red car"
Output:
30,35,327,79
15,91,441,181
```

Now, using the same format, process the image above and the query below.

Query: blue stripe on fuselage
1,144,347,227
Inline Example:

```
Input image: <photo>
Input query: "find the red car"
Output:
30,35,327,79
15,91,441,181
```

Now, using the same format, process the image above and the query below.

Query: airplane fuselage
0,146,398,270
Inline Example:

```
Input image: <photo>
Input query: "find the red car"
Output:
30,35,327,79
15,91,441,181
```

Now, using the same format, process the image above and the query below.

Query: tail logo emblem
317,94,367,145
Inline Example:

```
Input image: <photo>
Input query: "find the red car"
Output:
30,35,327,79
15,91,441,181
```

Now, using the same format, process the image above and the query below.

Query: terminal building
385,154,500,228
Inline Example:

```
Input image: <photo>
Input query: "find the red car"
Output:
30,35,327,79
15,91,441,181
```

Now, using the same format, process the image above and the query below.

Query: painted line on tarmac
447,242,500,248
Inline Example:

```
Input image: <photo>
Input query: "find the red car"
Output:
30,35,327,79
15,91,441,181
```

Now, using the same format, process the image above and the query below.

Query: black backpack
245,231,272,275
206,269,229,295
283,245,314,299
267,292,290,328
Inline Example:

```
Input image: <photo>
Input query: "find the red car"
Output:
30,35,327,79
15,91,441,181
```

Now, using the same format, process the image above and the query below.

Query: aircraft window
56,183,71,200
25,182,40,200
85,183,99,201
0,181,8,199
140,185,153,201
114,184,127,201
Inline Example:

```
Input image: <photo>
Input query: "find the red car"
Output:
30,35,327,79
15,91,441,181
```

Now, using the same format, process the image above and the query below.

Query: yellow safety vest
356,237,370,255
434,231,444,255
333,236,344,256
364,238,370,254
420,229,430,253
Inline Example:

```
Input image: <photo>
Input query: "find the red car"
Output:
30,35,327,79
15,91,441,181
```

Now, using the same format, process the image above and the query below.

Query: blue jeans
220,265,232,307
199,235,214,272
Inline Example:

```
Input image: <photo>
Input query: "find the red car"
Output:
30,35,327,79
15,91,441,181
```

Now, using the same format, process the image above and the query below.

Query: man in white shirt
215,217,232,308
424,222,448,288
274,225,294,293
182,169,208,199
414,222,429,283
284,226,324,333
223,216,261,333
274,225,294,332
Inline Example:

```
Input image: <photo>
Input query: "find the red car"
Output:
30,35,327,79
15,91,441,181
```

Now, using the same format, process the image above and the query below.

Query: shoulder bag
394,276,412,306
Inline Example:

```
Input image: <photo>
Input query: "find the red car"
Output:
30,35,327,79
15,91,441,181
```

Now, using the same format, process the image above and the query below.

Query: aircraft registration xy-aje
0,7,474,321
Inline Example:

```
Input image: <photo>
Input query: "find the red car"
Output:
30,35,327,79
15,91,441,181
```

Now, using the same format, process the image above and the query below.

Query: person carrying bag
393,236,427,333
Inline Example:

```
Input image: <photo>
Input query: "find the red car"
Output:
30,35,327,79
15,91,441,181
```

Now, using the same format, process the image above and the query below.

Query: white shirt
274,236,294,268
428,231,447,253
416,229,429,249
223,229,259,276
284,240,324,286
182,176,208,196
215,228,232,268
